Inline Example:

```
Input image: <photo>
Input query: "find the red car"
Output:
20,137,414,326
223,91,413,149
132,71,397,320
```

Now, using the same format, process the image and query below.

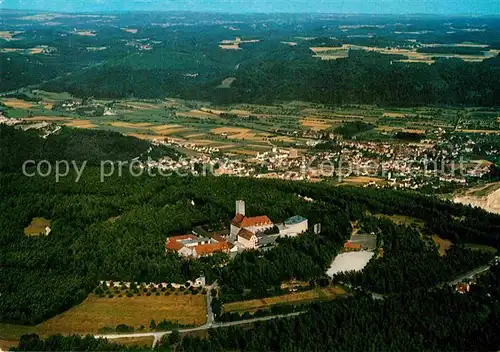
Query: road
95,281,302,347
445,265,490,286
95,312,303,347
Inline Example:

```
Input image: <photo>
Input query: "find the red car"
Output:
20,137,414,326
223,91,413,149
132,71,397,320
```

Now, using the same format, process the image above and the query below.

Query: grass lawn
0,323,38,351
432,235,453,256
112,336,155,347
464,243,498,254
376,214,425,228
222,286,346,314
38,294,207,336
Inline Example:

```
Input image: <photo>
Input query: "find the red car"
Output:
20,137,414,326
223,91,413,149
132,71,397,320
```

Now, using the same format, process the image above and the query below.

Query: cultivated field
0,31,24,40
23,116,69,121
72,30,97,36
4,90,500,163
376,214,425,227
1,98,34,109
110,122,154,128
24,217,51,236
113,336,154,347
222,287,345,314
310,44,499,63
64,120,97,129
38,294,207,335
300,118,334,131
121,28,138,34
342,176,386,185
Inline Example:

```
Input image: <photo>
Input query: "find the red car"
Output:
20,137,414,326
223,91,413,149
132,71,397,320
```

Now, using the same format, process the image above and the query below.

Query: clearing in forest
38,294,207,335
464,243,498,254
300,118,334,131
0,31,24,40
112,337,154,347
375,214,425,227
24,217,51,236
217,77,237,88
72,30,97,36
342,176,385,185
177,110,219,119
121,28,138,34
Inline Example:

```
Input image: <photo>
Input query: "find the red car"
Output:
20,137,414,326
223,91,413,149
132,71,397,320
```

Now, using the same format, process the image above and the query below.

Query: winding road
95,312,303,347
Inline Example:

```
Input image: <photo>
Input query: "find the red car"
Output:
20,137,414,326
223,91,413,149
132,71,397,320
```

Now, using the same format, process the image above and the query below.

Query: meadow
37,293,207,335
222,286,346,314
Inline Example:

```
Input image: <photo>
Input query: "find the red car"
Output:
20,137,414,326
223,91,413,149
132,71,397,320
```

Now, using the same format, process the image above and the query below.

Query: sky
0,0,499,14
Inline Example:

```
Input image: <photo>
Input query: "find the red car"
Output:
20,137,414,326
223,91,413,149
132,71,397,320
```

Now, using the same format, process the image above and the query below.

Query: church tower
236,200,245,216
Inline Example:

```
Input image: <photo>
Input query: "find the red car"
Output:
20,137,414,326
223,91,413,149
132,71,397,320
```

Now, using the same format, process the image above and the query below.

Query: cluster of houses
165,233,230,258
165,200,309,258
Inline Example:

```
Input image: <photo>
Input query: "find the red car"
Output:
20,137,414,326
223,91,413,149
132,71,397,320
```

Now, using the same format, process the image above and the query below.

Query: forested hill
1,12,500,106
43,50,500,107
0,125,181,172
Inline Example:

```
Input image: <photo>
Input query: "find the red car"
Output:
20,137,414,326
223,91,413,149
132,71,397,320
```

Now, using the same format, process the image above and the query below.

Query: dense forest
164,263,500,351
0,125,182,172
42,49,500,107
1,12,500,106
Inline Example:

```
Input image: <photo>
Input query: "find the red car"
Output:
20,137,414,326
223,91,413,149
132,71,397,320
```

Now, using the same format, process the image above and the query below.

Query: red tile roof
344,241,361,250
232,214,273,228
169,235,198,241
166,240,184,251
231,213,244,227
241,215,272,228
165,235,198,251
238,228,255,241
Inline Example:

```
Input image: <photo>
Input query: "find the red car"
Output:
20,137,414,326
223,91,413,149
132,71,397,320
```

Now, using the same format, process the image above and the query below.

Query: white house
237,228,259,249
278,216,308,237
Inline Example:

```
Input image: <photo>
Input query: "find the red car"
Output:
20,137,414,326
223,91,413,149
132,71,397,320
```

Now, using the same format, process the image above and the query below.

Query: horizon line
1,7,499,16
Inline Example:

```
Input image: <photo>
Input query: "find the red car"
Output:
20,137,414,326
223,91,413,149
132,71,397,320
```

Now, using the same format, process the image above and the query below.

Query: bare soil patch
432,235,453,256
